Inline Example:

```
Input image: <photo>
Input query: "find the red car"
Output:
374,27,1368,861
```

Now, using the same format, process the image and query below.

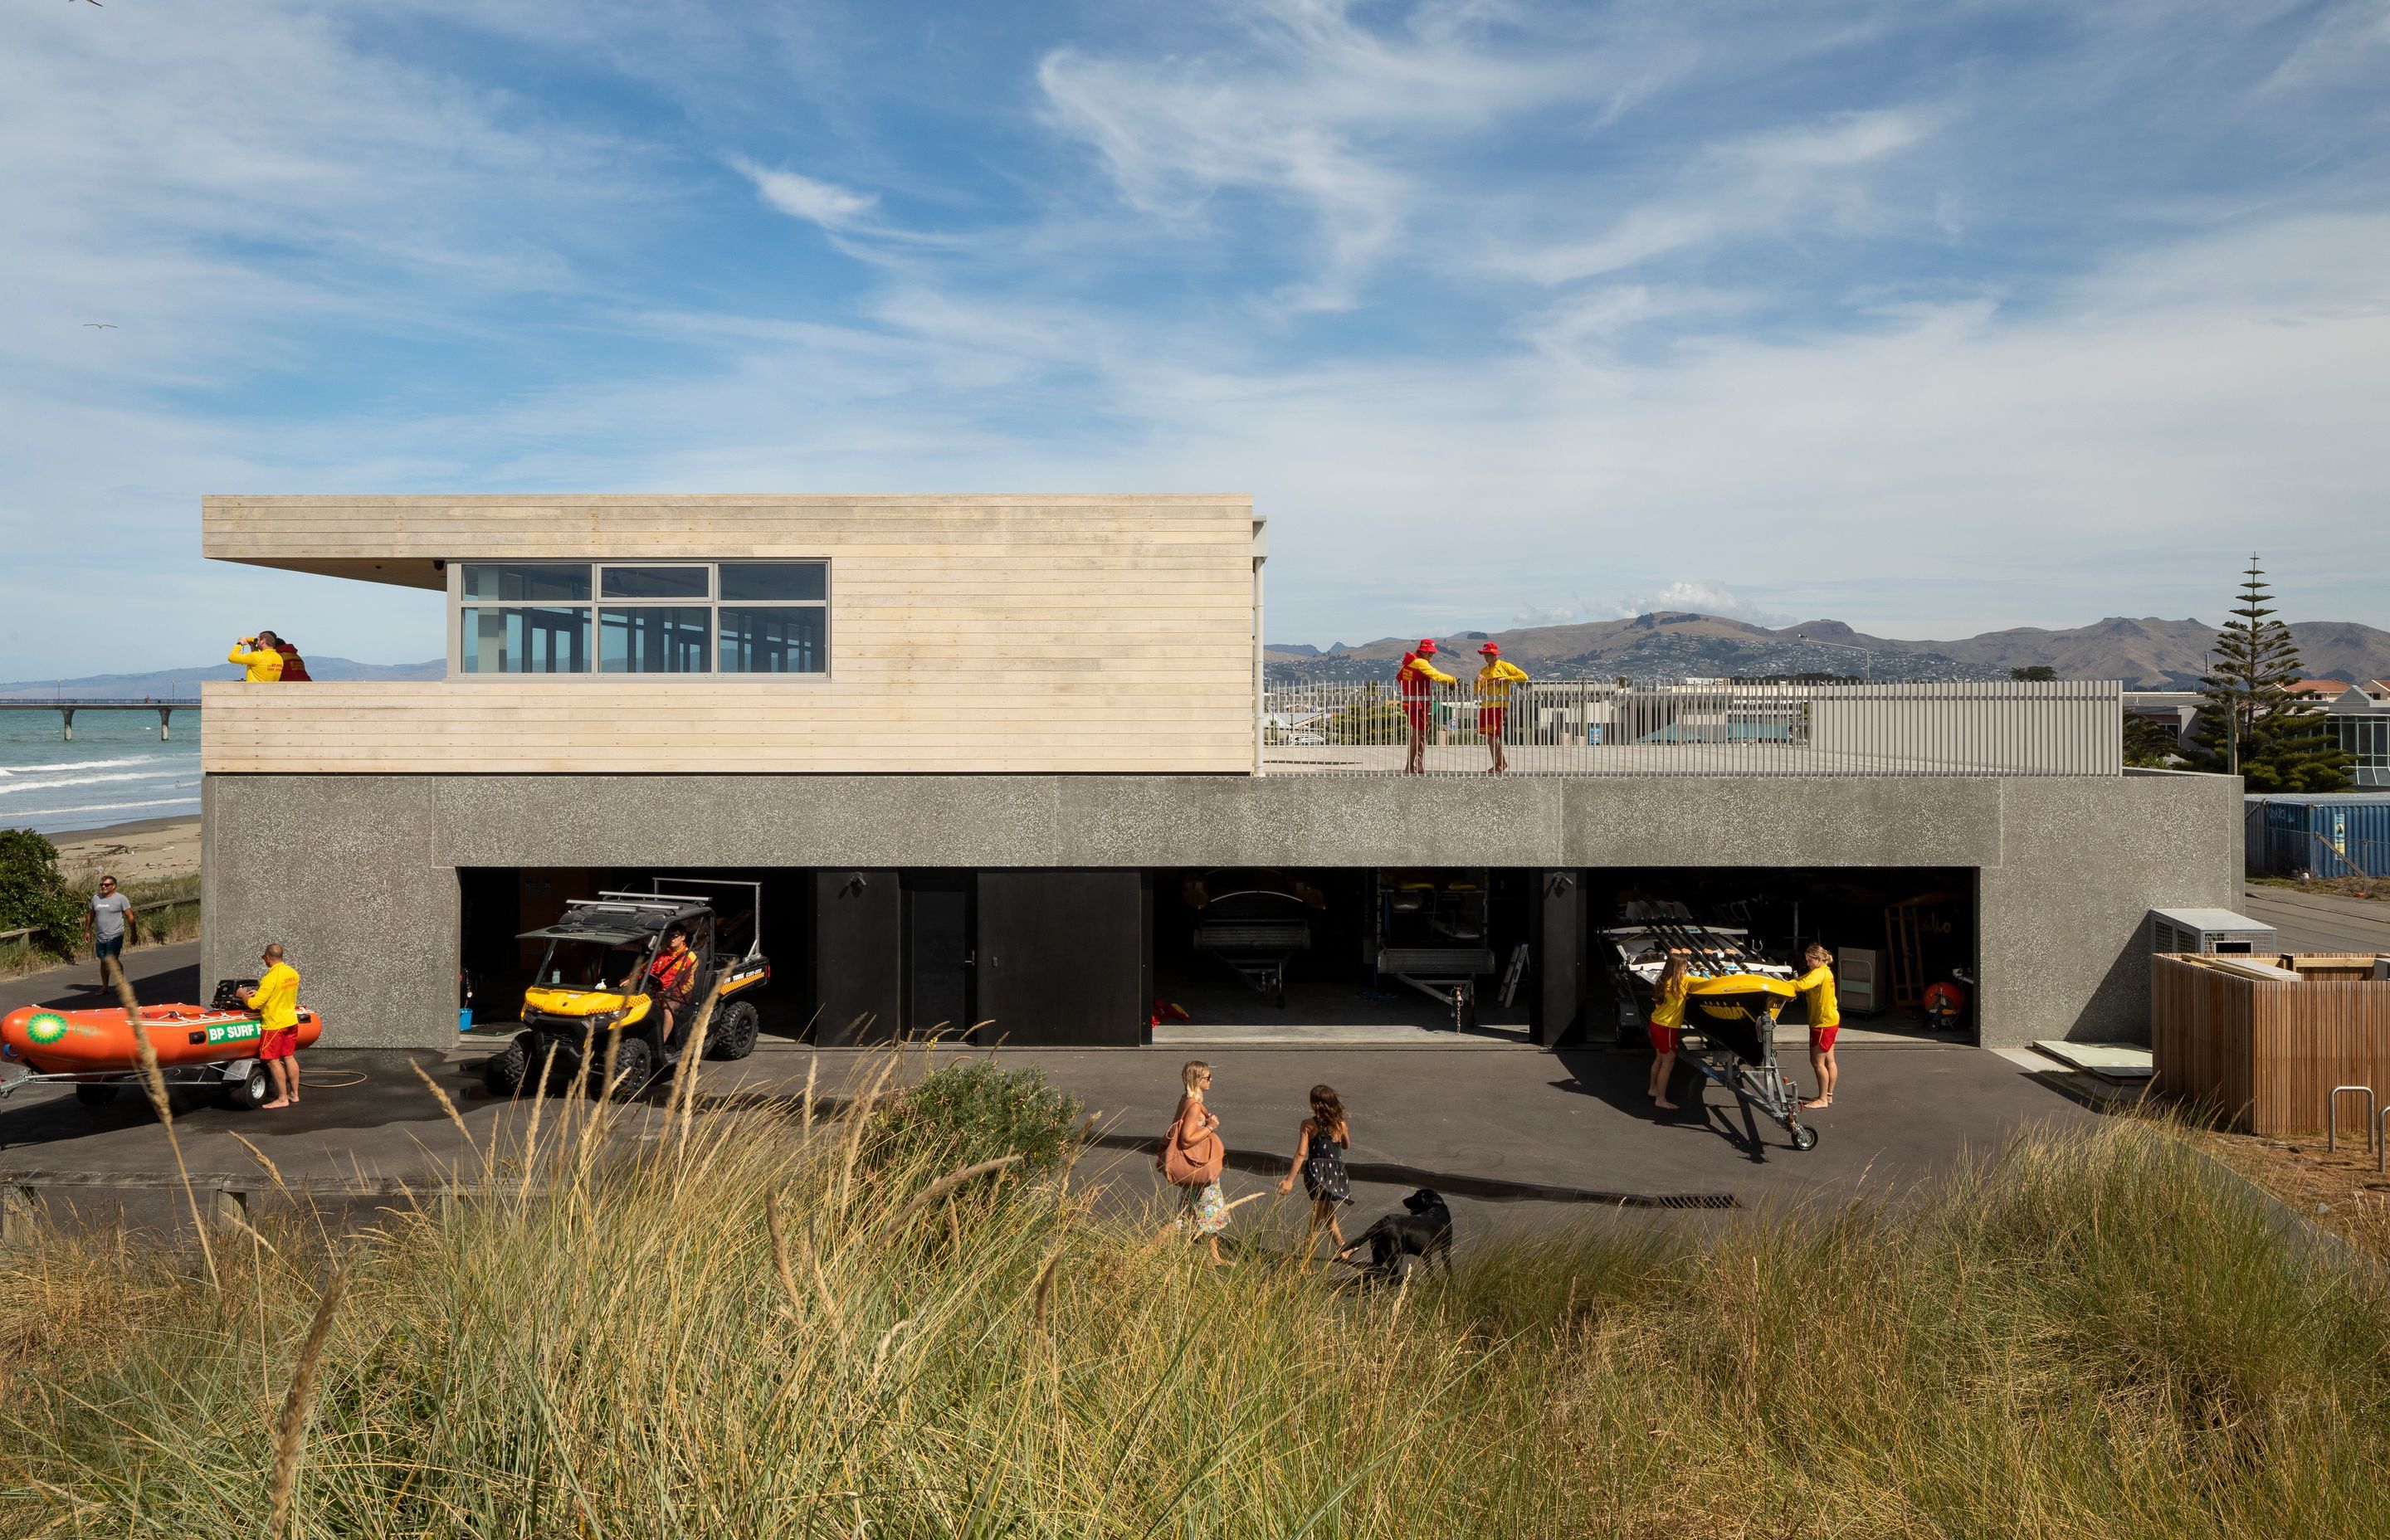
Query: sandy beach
49,815,201,884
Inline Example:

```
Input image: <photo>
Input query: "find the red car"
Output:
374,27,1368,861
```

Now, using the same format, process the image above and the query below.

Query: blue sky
2,0,2385,675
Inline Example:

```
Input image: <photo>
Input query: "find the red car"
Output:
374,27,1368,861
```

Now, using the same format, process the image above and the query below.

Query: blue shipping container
2254,795,2390,880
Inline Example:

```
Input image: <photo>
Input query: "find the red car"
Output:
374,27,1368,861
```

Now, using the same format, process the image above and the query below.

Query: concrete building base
201,772,2242,1051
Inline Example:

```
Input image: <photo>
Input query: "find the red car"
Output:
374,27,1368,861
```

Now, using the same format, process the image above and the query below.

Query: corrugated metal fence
1259,678,2122,776
2246,797,2390,881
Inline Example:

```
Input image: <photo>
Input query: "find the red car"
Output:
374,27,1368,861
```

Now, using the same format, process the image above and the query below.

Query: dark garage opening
1150,867,1546,1043
459,866,816,1043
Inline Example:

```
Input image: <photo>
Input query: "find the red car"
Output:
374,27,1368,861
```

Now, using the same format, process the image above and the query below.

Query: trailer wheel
705,1000,760,1061
223,1063,271,1111
75,1084,120,1109
1791,1124,1818,1152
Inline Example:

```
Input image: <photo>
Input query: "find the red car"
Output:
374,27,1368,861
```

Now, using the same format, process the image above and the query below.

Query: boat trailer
1377,946,1497,1030
1636,916,1817,1152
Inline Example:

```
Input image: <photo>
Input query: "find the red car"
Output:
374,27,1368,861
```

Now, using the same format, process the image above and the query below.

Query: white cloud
1035,0,1636,310
729,156,880,230
1613,582,1793,627
234,212,2383,648
1490,109,1932,286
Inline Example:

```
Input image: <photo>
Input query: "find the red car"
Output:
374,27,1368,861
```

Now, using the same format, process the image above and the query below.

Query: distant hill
1265,615,2390,689
0,657,444,699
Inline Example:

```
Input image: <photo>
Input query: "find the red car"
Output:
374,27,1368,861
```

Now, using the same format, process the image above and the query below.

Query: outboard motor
1922,977,1968,1033
212,977,258,1011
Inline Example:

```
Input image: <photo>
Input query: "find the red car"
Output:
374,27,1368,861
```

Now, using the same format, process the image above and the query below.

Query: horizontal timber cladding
2152,953,2390,1134
198,495,1260,775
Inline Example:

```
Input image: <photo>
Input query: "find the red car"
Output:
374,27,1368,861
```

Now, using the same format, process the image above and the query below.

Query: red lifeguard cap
1478,641,1500,655
1417,638,1437,653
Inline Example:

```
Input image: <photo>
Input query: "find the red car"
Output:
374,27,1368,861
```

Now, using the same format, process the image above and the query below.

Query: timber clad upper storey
200,495,1264,775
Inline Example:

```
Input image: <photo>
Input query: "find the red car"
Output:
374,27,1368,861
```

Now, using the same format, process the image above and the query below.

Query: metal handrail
1258,676,2123,777
2329,1085,2377,1154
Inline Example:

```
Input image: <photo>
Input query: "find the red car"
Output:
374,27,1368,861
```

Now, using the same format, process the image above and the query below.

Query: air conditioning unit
2149,907,2278,957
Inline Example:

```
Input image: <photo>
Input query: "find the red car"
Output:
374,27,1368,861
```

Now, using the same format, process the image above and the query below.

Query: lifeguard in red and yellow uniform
1396,639,1456,775
1474,642,1529,775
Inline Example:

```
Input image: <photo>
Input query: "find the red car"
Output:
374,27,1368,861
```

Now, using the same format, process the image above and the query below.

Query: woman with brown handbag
1160,1060,1231,1265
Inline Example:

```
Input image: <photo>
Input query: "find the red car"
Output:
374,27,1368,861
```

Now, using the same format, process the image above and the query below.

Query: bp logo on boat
25,1011,69,1045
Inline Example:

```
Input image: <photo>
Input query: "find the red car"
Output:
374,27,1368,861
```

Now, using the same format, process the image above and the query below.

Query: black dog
1335,1188,1453,1284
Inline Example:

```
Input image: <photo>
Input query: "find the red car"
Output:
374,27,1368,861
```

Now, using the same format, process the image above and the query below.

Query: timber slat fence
0,896,194,948
1261,678,2123,776
2153,953,2390,1134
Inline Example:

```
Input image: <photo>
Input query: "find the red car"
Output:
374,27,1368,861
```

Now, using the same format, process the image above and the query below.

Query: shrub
867,1057,1085,1177
0,828,83,960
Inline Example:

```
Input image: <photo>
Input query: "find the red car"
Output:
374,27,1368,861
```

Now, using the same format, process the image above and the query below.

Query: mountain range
0,657,444,699
13,612,2388,695
1265,615,2390,690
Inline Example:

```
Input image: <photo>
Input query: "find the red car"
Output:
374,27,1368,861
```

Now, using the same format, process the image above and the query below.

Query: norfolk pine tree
2187,557,2351,792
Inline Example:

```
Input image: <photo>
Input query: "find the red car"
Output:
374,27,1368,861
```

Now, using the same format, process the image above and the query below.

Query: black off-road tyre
75,1084,121,1109
705,1000,761,1061
483,1033,534,1098
589,1032,655,1099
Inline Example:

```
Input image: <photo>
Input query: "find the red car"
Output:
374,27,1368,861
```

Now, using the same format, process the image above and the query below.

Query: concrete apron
2,1034,2098,1254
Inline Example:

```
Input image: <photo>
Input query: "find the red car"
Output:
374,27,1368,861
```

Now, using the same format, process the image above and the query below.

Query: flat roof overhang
202,494,1260,590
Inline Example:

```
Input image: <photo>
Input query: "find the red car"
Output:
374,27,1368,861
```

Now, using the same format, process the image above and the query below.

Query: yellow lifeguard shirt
1791,963,1840,1027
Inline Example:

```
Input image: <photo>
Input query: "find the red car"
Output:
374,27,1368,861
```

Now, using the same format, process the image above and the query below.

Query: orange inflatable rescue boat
0,990,324,1110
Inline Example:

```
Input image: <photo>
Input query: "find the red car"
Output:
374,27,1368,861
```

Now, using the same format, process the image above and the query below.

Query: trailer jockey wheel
1792,1124,1819,1152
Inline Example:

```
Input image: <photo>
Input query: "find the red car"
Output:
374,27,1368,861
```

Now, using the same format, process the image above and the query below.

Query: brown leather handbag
1159,1099,1224,1187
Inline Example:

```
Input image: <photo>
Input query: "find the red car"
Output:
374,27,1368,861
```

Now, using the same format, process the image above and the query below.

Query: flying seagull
84,322,116,329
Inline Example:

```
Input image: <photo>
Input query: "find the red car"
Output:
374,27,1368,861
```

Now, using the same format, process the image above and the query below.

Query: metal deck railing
1259,678,2123,777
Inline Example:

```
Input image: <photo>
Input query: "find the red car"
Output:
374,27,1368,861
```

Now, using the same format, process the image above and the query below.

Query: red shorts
1809,1024,1840,1054
259,1027,300,1061
1479,707,1506,738
1402,699,1431,732
1647,1022,1677,1055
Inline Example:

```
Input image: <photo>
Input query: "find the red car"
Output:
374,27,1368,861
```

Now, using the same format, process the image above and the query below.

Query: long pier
0,699,198,741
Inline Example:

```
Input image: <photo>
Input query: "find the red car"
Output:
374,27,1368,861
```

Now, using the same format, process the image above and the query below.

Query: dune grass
1,1079,2385,1538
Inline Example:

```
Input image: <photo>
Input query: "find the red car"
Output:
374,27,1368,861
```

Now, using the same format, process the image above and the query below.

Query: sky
2,0,2386,676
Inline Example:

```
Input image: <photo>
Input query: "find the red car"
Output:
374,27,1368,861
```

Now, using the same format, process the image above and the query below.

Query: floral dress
1176,1180,1230,1235
1300,1122,1353,1206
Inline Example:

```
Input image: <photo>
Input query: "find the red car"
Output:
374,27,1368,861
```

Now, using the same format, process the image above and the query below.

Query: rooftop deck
1262,680,2124,777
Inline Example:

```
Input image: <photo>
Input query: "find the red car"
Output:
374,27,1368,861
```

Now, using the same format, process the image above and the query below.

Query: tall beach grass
2,1075,2386,1538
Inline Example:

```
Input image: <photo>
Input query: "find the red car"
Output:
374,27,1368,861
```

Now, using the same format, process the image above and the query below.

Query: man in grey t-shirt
84,875,135,988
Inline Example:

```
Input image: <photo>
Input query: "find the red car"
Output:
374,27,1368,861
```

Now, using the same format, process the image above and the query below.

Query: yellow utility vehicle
486,885,768,1097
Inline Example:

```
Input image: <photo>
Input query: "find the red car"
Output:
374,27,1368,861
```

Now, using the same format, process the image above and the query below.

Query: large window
2337,715,2390,785
458,562,827,675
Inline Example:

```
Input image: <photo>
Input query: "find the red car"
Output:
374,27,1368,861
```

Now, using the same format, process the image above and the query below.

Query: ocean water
0,709,202,836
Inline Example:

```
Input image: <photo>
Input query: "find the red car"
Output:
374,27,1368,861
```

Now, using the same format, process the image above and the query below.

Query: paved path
2239,885,2390,955
2,1021,2097,1245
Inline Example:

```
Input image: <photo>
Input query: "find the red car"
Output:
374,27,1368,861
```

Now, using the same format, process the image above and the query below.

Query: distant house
2324,684,2390,790
2290,679,2353,699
